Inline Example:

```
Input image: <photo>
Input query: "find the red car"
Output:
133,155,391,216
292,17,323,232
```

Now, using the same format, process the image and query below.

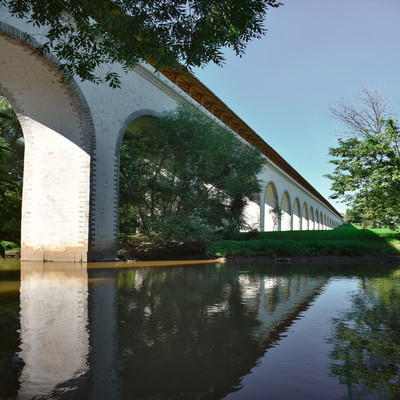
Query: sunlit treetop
1,0,282,87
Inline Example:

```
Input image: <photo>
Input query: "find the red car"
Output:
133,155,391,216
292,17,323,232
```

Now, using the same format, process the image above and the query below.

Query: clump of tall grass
206,225,400,257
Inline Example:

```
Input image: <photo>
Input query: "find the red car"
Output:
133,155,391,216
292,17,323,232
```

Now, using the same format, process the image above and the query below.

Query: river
1,259,399,399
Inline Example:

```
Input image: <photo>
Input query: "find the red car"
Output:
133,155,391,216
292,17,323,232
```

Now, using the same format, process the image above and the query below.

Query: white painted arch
264,182,279,232
302,202,309,231
309,207,315,231
257,161,343,234
0,13,193,261
292,198,301,231
281,191,291,231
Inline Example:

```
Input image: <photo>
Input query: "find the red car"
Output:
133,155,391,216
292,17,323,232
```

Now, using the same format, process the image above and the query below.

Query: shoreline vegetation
118,224,400,262
3,224,400,263
205,224,400,258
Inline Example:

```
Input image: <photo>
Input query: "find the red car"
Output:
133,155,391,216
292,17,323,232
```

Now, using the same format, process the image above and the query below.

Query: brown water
1,259,400,399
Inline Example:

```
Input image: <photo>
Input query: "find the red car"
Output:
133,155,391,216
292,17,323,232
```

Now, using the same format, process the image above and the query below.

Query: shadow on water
1,258,400,399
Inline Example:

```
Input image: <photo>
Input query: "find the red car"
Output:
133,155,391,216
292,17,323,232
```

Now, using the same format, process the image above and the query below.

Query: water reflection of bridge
7,262,327,399
238,274,327,343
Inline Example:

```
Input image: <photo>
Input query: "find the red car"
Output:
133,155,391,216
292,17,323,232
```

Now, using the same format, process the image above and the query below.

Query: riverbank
205,224,400,258
119,225,400,262
223,254,400,265
4,225,400,262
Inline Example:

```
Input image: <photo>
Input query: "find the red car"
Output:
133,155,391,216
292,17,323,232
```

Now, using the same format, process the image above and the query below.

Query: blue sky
193,0,400,213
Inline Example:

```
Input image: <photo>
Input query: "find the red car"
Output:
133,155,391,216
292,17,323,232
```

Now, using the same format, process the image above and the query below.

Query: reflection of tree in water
0,266,22,399
117,265,265,400
116,264,325,400
328,272,400,400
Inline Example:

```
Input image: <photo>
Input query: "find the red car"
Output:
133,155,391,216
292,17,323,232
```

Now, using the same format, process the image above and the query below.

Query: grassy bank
205,224,400,258
4,225,400,260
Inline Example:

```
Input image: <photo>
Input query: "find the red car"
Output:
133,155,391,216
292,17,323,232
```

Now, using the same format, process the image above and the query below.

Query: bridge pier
0,23,118,262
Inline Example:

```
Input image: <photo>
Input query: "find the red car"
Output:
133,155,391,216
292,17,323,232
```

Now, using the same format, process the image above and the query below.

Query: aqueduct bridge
0,9,343,261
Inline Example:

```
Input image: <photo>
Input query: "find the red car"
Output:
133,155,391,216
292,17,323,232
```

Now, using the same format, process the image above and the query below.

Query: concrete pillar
0,25,115,261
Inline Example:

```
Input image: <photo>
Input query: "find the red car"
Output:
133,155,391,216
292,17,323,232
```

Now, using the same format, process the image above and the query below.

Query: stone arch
301,202,309,230
115,110,161,237
315,209,319,230
0,22,97,261
324,214,327,230
116,109,161,151
292,198,301,231
309,207,315,230
320,212,324,230
281,191,291,231
264,182,279,231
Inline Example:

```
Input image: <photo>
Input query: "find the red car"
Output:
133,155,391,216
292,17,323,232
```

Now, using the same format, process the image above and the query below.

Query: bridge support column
0,24,120,262
19,116,92,262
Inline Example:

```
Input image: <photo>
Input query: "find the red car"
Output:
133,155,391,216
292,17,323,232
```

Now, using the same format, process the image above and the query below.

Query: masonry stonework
0,8,342,262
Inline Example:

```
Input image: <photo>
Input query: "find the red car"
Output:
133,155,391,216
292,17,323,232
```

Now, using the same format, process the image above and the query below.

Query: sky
192,0,400,213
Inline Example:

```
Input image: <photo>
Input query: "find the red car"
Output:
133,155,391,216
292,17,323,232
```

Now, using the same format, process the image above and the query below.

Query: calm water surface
1,259,400,399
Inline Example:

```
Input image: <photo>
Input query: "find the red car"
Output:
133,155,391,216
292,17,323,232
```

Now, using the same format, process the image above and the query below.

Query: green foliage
206,238,398,257
326,119,400,229
0,240,20,258
0,241,20,252
119,106,265,241
0,96,23,240
0,139,7,258
328,274,400,399
2,0,282,87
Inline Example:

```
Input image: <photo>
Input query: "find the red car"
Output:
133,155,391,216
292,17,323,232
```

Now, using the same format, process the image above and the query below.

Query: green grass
205,224,400,258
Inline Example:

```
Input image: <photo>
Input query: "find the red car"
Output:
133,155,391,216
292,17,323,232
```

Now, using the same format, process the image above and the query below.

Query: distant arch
324,214,327,230
320,212,324,230
264,182,279,231
292,198,301,231
309,207,315,230
281,192,291,231
315,209,320,230
302,202,309,231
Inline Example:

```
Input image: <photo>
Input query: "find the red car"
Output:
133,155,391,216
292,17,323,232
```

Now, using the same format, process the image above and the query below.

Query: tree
328,274,400,399
0,141,9,258
269,205,282,231
329,87,398,137
2,0,282,87
326,119,400,229
0,95,23,240
119,106,265,241
327,88,400,228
